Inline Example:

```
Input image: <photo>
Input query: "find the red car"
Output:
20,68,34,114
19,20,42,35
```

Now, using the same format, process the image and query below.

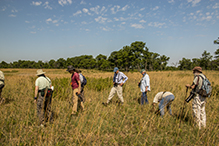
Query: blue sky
0,0,219,66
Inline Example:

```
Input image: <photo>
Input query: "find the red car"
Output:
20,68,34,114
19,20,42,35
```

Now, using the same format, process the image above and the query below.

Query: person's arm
186,76,198,89
34,86,39,102
120,73,128,86
77,80,81,94
145,75,150,92
186,84,196,89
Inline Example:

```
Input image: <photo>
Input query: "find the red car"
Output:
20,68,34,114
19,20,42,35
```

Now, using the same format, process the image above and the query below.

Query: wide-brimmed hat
113,67,119,72
192,66,202,73
36,69,45,76
140,69,146,73
66,65,75,71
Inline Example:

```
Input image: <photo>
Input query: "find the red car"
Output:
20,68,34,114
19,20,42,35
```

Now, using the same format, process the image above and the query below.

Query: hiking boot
102,102,108,107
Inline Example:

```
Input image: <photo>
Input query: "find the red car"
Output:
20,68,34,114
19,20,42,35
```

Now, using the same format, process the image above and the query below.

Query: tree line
0,40,219,71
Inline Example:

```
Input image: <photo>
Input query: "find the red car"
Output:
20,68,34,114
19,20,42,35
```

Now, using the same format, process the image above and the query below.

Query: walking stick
179,87,188,128
43,87,48,123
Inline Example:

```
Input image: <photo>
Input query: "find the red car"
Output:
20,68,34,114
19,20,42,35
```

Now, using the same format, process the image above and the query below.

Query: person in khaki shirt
151,91,175,117
186,66,207,129
34,69,53,127
0,71,5,105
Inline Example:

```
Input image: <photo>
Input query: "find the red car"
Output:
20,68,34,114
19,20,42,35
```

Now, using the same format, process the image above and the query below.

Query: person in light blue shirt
138,69,150,105
102,67,128,106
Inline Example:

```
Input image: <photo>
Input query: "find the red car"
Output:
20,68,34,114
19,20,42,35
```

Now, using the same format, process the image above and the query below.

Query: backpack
81,74,87,86
198,75,212,97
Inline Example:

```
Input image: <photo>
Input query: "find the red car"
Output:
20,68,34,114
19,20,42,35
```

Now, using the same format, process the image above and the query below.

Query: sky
0,0,219,66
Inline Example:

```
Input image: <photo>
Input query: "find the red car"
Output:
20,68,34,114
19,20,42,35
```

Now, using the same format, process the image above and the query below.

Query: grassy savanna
0,69,219,145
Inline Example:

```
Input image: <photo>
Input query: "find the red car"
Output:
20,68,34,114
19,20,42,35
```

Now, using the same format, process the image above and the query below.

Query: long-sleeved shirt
140,74,150,92
113,71,128,84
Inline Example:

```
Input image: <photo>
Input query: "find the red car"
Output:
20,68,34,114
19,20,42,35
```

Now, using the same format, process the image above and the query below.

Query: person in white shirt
151,91,175,117
138,69,150,105
102,67,128,106
0,71,5,105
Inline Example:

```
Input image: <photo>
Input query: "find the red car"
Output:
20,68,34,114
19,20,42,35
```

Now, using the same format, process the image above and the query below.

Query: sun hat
192,66,202,73
66,65,75,71
140,69,146,74
113,67,119,72
36,69,46,76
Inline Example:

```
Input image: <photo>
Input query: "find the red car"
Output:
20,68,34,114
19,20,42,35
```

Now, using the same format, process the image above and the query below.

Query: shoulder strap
44,76,51,84
161,91,166,98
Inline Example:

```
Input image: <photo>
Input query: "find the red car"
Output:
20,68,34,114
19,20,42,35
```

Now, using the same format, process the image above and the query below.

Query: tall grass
0,69,218,145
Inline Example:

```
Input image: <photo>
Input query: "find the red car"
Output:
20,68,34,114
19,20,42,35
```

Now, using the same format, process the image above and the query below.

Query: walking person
34,69,53,127
67,66,84,115
138,69,150,105
186,66,208,129
102,67,128,106
151,91,175,117
76,69,86,102
0,70,5,105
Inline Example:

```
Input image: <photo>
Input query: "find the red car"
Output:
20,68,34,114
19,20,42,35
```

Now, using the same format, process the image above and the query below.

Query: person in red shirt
67,65,84,115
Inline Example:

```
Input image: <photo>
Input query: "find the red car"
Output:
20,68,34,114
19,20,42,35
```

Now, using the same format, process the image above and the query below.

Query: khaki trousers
72,88,84,114
107,85,124,103
192,95,206,129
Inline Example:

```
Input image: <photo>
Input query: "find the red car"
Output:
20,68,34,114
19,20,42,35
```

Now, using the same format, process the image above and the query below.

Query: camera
185,91,196,103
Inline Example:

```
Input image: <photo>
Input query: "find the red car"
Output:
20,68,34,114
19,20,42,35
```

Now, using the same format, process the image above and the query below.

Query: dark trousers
141,91,149,105
37,92,53,125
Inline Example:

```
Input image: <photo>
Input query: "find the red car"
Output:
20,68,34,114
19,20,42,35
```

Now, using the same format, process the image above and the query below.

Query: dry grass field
0,69,218,145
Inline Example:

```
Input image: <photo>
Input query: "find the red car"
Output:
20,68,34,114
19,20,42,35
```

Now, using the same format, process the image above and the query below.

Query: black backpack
81,74,87,86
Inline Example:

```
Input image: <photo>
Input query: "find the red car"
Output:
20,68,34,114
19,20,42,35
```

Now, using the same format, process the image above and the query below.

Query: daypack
81,74,87,86
198,75,212,97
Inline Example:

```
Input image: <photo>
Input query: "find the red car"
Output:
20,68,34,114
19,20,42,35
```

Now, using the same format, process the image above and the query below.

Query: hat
192,66,202,73
140,69,146,74
36,69,45,76
113,67,119,72
66,65,75,71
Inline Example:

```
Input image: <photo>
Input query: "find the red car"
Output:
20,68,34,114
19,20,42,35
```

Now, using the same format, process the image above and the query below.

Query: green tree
178,58,192,70
200,50,212,70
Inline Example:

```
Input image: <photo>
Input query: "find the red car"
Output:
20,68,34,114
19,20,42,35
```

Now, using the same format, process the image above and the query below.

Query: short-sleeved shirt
71,72,80,89
153,91,173,103
0,71,5,85
192,73,205,93
79,73,83,83
35,76,51,90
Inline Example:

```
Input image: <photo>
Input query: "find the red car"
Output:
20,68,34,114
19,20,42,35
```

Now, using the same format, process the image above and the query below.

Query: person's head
113,67,119,74
36,69,45,77
75,69,80,73
66,65,75,74
140,69,146,75
192,66,202,75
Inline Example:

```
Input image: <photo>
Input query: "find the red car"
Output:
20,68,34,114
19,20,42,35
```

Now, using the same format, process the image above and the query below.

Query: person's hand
186,84,190,88
120,83,124,86
77,92,81,95
34,99,37,103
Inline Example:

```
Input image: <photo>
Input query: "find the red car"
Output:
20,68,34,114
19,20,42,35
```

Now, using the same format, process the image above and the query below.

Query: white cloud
111,5,120,14
90,5,100,14
73,10,82,16
80,0,86,5
11,9,18,13
121,22,126,24
212,3,219,9
25,21,30,23
140,20,146,23
46,18,52,22
82,8,88,13
131,24,144,29
9,14,16,17
43,1,52,10
32,1,42,6
95,16,108,23
187,0,201,7
58,0,72,6
52,20,58,23
100,6,106,14
100,26,112,31
140,8,145,11
148,22,165,28
168,0,174,4
2,6,6,11
206,12,210,15
114,17,119,21
121,5,129,11
81,21,87,24
152,6,159,11
217,16,219,19
85,29,90,31
30,31,36,34
196,10,201,13
55,24,59,26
